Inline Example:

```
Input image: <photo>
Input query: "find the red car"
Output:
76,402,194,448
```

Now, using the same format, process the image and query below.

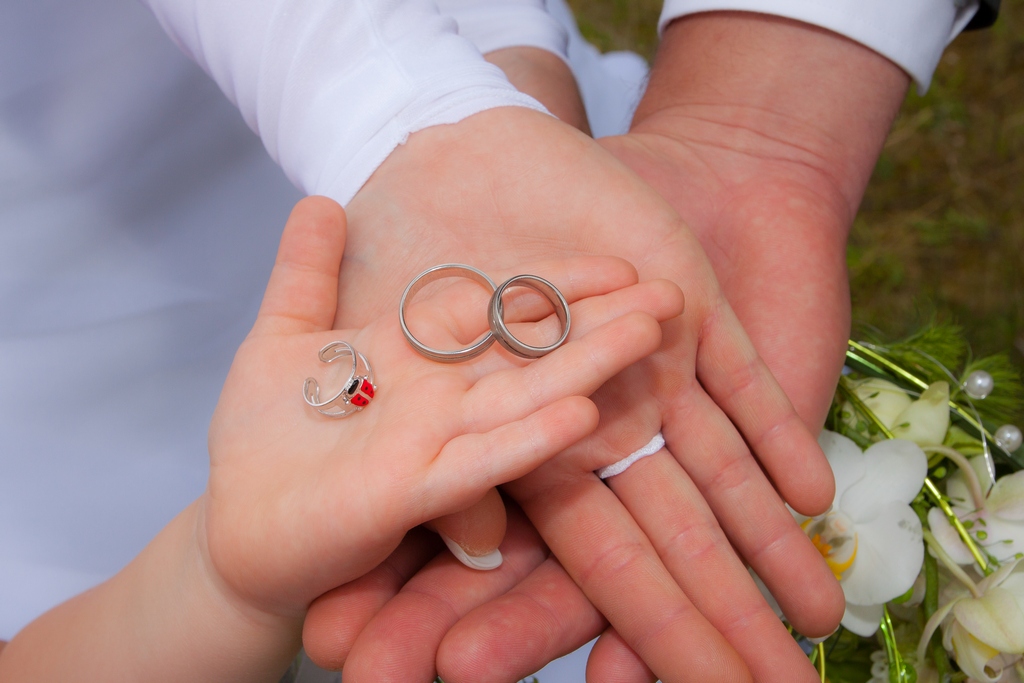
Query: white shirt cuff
437,0,570,60
659,0,980,92
143,0,548,205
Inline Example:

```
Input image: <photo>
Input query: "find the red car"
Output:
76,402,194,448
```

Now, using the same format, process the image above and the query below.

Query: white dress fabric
0,0,984,680
0,0,302,639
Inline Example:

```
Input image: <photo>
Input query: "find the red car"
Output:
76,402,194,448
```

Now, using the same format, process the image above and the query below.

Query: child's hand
201,196,684,617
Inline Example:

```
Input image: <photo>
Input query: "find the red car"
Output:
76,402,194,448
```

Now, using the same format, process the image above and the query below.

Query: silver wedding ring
400,264,571,362
488,274,571,359
303,341,375,417
400,264,497,363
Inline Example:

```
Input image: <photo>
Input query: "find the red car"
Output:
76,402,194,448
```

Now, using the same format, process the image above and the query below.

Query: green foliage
815,628,875,683
848,320,1024,467
861,321,969,383
846,1,1024,424
962,352,1024,426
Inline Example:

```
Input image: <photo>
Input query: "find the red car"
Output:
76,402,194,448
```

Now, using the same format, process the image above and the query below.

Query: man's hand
596,23,911,672
606,12,910,427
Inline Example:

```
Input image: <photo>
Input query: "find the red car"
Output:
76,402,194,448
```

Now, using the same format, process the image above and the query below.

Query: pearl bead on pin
995,424,1023,453
963,370,995,400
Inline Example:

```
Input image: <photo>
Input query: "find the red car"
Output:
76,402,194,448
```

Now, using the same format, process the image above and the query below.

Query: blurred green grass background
570,0,1024,392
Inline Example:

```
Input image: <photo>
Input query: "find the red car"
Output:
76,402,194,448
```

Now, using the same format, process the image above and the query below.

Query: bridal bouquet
793,324,1024,683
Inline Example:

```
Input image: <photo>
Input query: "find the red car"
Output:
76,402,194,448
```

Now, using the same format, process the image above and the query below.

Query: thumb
252,196,348,337
425,487,507,570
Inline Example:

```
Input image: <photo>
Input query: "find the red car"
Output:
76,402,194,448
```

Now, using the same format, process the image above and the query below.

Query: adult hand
304,101,840,683
306,14,912,682
419,15,911,681
585,14,910,679
605,12,910,427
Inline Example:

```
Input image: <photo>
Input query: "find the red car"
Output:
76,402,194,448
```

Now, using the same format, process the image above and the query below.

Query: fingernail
807,627,839,644
439,533,503,571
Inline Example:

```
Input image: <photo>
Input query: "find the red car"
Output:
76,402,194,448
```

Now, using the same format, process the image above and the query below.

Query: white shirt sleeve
435,0,570,60
659,0,981,92
140,0,548,205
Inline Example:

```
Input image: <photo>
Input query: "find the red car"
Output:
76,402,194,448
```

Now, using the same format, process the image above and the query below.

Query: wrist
0,500,301,682
484,47,590,133
154,498,304,680
633,12,909,218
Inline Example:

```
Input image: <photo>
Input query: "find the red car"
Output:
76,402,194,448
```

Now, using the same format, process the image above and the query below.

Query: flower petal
841,501,924,605
954,586,1024,654
948,467,984,512
928,506,978,565
999,571,1024,603
841,440,929,520
989,472,1024,522
819,430,866,504
890,382,951,446
949,621,1003,683
978,559,1024,594
841,602,884,637
852,378,913,428
976,515,1024,565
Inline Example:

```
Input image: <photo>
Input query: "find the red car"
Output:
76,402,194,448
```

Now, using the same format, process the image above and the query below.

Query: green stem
921,445,986,509
923,530,982,597
879,604,912,683
847,342,1006,456
848,341,929,390
914,503,953,680
837,376,895,439
816,642,826,683
922,479,991,576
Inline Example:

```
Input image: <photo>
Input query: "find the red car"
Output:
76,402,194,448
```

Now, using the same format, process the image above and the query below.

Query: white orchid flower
801,431,929,636
918,560,1024,683
929,463,1024,567
843,378,951,446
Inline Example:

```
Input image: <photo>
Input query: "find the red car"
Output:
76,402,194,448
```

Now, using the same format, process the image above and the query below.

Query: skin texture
303,11,910,683
486,46,591,135
0,197,683,682
303,70,839,683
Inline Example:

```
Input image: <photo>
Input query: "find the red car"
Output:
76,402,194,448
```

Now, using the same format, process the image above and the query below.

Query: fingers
422,310,668,513
402,255,640,352
438,557,606,683
606,450,823,682
497,278,685,369
342,506,549,683
427,396,599,514
505,471,752,683
253,196,348,337
303,528,441,670
694,300,834,516
425,487,507,569
586,628,657,683
662,387,845,637
461,310,665,433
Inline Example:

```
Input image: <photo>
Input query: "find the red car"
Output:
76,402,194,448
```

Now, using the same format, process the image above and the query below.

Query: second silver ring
488,274,571,359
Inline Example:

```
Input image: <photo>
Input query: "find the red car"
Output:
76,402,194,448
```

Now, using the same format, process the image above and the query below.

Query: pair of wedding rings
400,264,571,363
